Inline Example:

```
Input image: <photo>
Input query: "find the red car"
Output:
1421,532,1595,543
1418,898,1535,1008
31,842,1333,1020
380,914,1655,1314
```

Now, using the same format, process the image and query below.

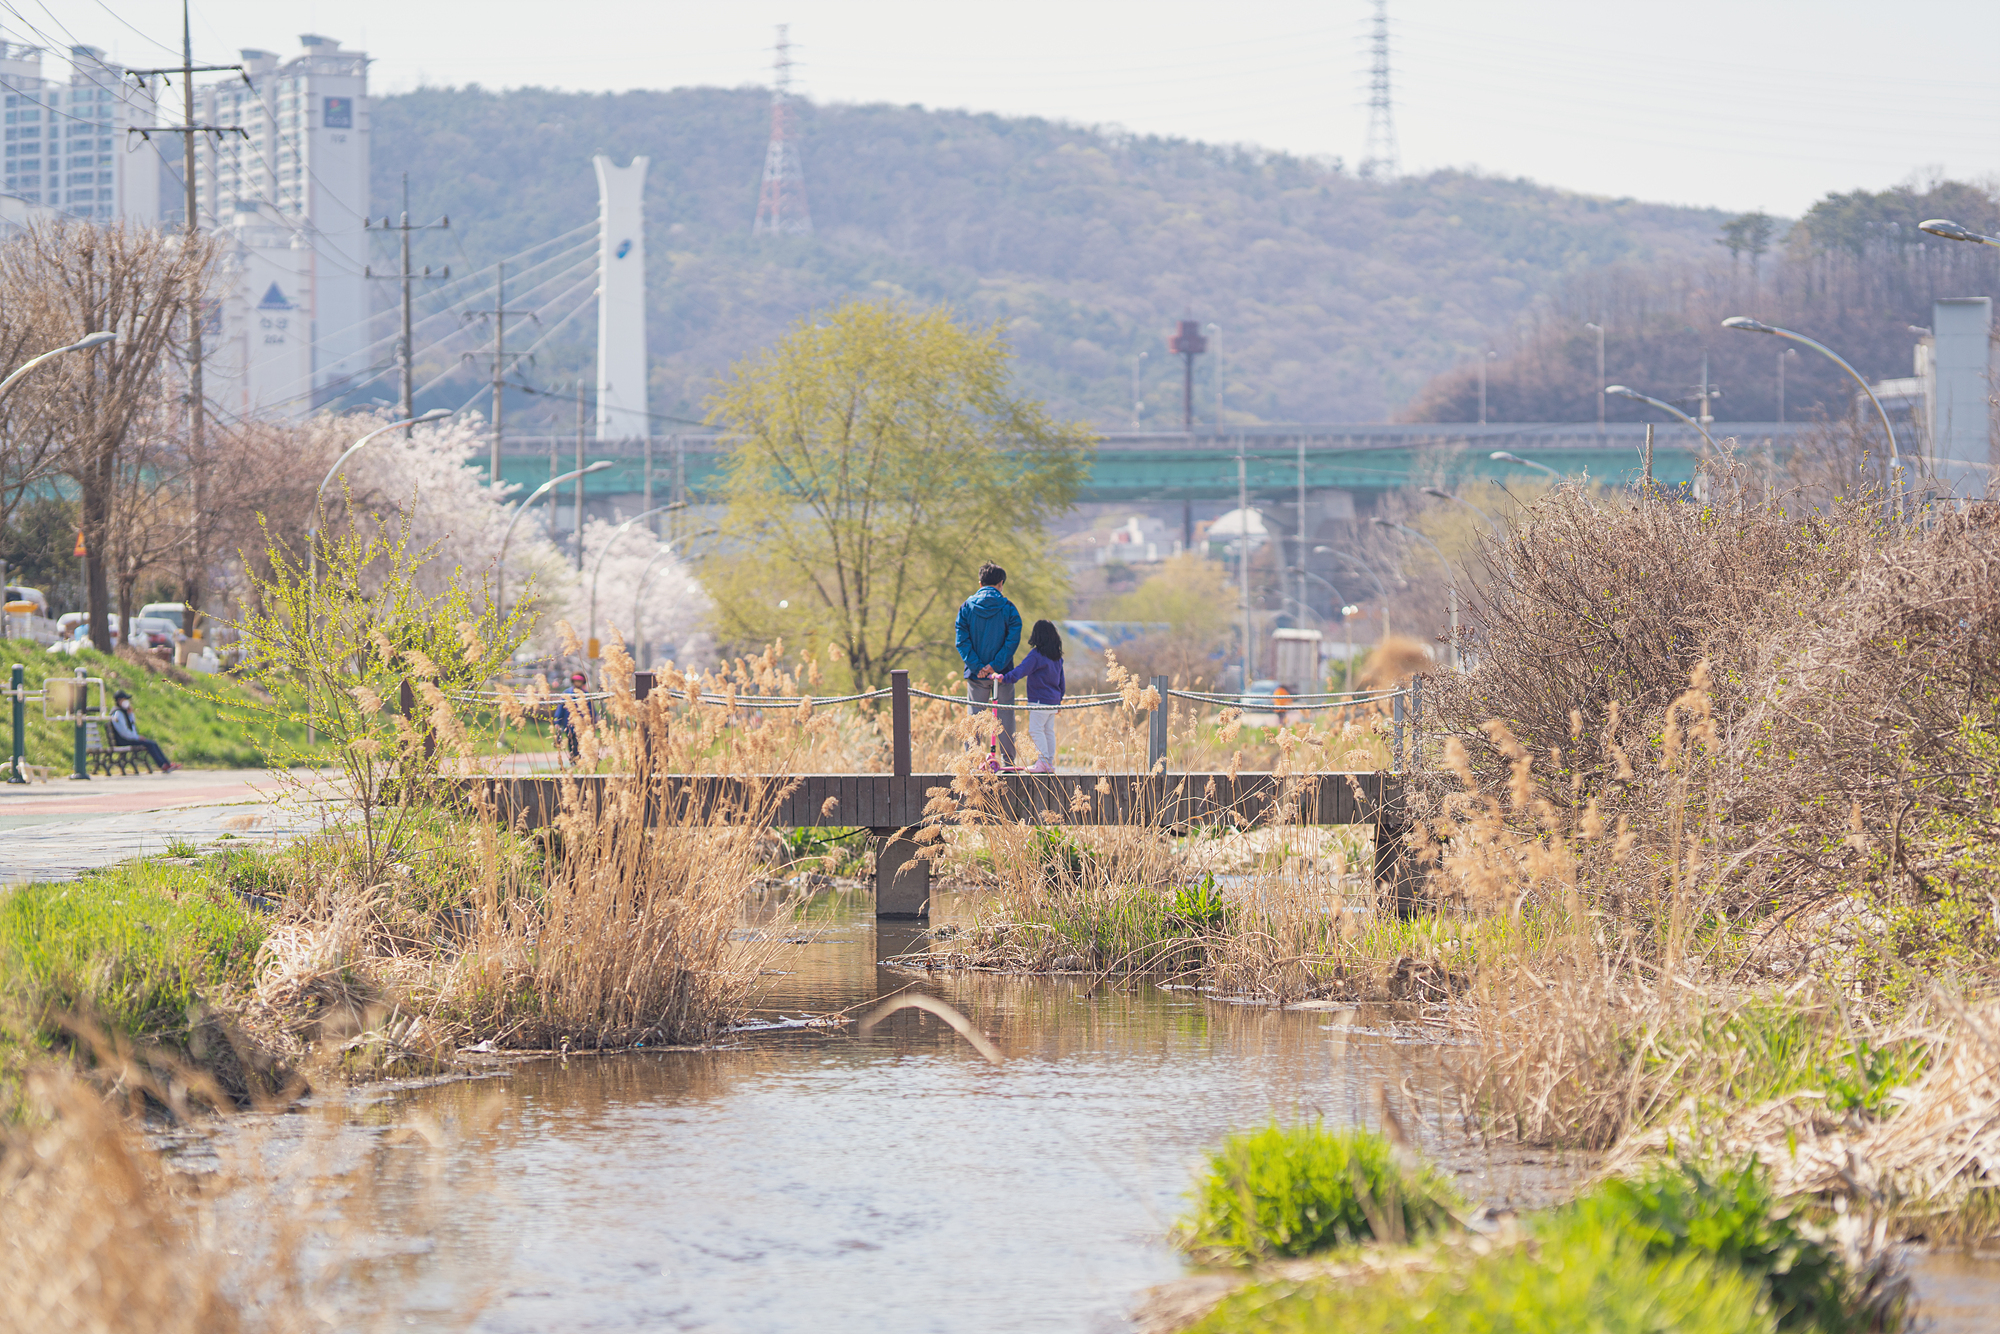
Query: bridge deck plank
472,772,1398,830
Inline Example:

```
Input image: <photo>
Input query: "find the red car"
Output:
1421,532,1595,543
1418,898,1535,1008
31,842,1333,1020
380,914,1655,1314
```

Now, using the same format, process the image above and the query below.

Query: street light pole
1374,517,1458,670
1604,385,1717,451
1919,218,2000,250
631,529,717,671
1721,317,1902,513
498,461,615,622
1422,486,1502,534
0,332,116,401
1489,450,1562,481
303,407,452,744
586,502,688,676
1584,322,1605,430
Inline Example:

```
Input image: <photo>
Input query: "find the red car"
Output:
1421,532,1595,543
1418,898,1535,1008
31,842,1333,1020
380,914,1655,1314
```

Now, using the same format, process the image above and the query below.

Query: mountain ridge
370,85,1729,428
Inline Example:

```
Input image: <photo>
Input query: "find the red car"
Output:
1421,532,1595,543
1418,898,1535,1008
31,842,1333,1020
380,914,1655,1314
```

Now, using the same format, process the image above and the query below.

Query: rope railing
1166,686,1408,710
441,667,1425,774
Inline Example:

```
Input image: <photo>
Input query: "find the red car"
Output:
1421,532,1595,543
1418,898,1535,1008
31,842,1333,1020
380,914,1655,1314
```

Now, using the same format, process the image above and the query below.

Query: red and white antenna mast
752,25,813,235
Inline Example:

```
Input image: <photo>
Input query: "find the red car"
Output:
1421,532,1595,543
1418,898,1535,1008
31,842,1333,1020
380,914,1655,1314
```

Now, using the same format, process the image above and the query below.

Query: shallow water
234,897,2000,1332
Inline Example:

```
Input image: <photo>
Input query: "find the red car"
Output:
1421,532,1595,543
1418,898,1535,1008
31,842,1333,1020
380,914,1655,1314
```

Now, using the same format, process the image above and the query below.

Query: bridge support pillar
1374,817,1419,918
872,828,930,919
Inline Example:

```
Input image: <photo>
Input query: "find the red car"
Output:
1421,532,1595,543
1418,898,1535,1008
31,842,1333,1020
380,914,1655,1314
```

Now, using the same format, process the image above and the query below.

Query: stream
210,893,2000,1332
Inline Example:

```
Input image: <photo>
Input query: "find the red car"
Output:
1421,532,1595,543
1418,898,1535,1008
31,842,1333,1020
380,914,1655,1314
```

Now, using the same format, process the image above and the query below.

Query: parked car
47,616,177,657
1240,678,1282,727
137,602,192,638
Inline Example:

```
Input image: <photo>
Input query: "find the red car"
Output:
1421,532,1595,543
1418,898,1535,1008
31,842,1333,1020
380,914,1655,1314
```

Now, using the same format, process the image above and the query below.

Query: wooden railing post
1391,690,1405,773
890,669,911,777
1148,674,1170,772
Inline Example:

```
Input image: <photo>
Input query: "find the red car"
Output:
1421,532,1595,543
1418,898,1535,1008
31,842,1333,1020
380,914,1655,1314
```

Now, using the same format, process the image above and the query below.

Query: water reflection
242,896,1994,1333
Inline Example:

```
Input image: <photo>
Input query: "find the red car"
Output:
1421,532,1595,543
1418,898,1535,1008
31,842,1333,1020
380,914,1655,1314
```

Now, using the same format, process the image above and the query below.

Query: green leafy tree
214,516,529,881
707,300,1090,690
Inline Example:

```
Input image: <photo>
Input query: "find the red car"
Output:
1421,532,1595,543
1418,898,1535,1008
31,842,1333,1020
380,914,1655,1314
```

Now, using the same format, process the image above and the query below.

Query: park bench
83,718,156,776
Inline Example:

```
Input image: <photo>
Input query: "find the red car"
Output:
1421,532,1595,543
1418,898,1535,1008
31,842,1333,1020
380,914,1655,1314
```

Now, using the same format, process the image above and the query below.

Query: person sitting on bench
108,690,180,772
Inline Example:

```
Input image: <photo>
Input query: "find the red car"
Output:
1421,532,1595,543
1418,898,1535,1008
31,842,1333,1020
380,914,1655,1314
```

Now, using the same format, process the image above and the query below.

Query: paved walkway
0,754,561,886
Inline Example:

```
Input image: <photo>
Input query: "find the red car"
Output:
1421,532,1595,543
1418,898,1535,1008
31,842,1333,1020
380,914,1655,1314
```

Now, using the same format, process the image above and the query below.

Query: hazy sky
36,0,2000,216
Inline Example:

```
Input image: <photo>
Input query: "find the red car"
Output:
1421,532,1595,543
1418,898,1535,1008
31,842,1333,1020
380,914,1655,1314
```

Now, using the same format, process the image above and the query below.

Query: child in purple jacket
1001,620,1065,773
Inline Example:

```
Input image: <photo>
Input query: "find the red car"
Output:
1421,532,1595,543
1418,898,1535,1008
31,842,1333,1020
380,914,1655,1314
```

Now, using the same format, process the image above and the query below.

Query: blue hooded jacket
954,585,1021,682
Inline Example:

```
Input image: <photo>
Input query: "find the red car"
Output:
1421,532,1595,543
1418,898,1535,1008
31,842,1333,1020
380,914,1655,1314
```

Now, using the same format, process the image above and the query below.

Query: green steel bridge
500,422,1808,508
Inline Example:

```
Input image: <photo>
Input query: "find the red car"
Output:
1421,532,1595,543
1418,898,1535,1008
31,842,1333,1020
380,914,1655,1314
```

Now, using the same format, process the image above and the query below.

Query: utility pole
1296,435,1309,634
464,259,535,483
124,2,245,641
365,174,449,435
1238,439,1251,691
574,378,587,569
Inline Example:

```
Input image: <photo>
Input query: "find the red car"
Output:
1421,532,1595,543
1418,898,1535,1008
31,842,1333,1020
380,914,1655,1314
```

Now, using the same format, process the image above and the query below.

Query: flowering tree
577,515,713,673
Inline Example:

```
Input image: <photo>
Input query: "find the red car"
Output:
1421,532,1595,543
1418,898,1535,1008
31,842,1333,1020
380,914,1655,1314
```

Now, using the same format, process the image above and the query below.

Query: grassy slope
0,858,264,1063
0,641,317,771
371,87,1723,427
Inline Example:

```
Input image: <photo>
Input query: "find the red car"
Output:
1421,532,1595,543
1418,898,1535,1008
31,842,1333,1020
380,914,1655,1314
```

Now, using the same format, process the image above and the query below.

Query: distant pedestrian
107,690,179,772
1001,620,1065,773
553,671,595,764
955,563,1022,761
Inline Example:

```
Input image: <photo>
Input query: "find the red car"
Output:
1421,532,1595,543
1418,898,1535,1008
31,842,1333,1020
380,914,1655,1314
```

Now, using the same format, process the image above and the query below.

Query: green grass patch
1178,1123,1462,1263
0,639,318,770
1191,1208,1775,1334
0,861,265,1054
1185,1157,1885,1334
1582,1160,1858,1332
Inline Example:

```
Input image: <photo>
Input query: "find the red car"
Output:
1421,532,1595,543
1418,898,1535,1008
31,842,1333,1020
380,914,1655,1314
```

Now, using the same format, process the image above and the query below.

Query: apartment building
195,34,369,416
2,41,165,224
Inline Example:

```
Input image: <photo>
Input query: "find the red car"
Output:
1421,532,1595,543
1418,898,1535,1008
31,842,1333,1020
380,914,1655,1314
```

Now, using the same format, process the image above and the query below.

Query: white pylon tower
1362,0,1399,178
752,25,813,235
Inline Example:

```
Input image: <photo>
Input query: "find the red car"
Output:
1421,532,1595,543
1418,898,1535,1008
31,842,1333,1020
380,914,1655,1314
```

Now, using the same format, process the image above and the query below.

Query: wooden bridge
473,671,1414,919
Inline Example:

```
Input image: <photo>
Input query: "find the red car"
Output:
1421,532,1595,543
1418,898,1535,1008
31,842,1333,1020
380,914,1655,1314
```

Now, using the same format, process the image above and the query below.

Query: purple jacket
1001,649,1066,705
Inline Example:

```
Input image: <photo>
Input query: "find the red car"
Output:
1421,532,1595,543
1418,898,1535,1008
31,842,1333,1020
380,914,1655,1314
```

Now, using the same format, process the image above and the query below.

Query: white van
138,602,192,637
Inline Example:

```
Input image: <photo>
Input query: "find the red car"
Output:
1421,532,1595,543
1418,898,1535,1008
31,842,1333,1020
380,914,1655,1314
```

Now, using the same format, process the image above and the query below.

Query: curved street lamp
1604,384,1717,452
497,461,615,621
1313,545,1390,602
313,408,453,520
585,501,689,677
1722,317,1901,511
632,528,717,671
0,331,116,401
1422,486,1502,534
1373,517,1459,670
1919,218,2000,249
1489,450,1561,481
303,406,452,744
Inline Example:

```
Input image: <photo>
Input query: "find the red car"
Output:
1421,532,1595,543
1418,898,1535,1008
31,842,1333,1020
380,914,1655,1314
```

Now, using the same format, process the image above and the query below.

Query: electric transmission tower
752,25,813,235
1362,0,1399,178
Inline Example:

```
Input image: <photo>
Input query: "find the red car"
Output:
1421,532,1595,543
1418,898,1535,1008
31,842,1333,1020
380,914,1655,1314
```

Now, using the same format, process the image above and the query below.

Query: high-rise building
2,42,165,224
195,34,369,416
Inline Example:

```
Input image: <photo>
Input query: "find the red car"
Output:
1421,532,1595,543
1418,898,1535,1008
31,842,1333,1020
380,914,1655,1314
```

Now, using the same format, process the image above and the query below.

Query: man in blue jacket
955,562,1022,764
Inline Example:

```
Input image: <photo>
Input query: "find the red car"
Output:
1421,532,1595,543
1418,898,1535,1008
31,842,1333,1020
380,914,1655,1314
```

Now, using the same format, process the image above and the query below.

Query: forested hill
371,86,1725,428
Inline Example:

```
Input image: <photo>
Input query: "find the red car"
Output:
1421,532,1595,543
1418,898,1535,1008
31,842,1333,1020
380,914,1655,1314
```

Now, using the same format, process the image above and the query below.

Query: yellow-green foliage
1179,1123,1462,1263
706,298,1091,689
1190,1212,1774,1334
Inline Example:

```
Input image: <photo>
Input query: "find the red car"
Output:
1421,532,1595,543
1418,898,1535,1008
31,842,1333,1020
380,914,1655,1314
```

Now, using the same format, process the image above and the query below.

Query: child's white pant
1027,707,1057,766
